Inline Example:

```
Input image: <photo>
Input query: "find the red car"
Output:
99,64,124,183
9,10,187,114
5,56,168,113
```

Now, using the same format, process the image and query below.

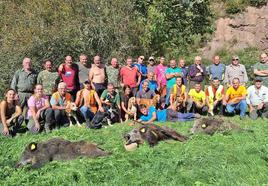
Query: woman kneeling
0,89,24,137
27,84,54,134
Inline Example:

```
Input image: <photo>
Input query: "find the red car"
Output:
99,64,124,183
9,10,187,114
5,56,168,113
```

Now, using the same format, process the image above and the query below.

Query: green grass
1,117,268,185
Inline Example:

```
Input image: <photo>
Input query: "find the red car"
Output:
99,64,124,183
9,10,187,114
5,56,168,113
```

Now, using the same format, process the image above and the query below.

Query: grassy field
1,117,268,186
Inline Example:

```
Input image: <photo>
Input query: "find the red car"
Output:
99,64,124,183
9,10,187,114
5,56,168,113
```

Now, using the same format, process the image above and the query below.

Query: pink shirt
155,64,167,86
27,95,48,118
120,66,139,88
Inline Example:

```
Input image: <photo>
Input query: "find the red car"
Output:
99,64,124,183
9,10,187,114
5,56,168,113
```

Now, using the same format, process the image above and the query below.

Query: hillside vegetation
1,118,268,185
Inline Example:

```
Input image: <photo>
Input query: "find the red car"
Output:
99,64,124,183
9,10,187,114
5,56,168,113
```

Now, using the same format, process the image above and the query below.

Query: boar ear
201,124,207,129
140,127,147,133
28,142,38,151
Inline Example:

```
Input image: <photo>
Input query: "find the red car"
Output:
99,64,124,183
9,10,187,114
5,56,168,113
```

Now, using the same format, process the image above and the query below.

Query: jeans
79,106,95,121
165,87,171,106
166,109,196,122
226,100,247,117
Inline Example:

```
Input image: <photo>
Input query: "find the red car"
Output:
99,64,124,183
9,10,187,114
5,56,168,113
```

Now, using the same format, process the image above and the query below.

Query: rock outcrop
202,5,268,59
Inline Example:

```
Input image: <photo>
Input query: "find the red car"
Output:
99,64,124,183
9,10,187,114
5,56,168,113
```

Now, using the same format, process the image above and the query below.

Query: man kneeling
138,104,200,124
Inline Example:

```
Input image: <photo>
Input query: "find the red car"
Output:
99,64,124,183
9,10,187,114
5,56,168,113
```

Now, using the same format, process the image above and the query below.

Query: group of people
0,52,268,136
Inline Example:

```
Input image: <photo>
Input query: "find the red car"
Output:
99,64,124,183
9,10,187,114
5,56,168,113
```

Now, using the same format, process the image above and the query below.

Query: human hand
34,123,40,132
99,106,104,112
2,126,9,136
257,102,264,110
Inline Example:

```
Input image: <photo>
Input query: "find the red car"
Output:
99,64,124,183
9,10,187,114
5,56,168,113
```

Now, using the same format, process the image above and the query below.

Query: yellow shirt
188,89,206,103
226,85,247,101
170,84,186,102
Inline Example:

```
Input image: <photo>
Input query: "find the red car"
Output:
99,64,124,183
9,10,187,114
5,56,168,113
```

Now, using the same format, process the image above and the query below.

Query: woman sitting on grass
27,84,54,134
121,85,134,121
0,89,24,137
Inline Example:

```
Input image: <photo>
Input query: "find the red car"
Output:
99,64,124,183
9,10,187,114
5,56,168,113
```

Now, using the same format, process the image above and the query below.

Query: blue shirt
133,63,147,76
208,63,225,81
156,109,167,122
140,106,156,121
139,80,158,92
140,106,167,122
165,67,182,88
181,67,188,85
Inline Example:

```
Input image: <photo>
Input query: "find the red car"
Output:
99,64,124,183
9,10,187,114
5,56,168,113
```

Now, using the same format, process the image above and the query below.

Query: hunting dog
125,97,137,121
65,102,82,127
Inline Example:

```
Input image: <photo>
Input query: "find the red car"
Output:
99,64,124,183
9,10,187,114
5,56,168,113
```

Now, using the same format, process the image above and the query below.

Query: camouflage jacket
37,70,60,96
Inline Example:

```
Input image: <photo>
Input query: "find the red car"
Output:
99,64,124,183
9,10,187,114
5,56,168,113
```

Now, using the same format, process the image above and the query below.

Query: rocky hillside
202,5,268,58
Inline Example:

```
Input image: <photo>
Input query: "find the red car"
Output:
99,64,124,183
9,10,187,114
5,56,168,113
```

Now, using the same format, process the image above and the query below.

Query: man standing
133,55,147,81
188,56,206,88
178,59,188,86
89,55,106,97
106,58,120,90
11,57,37,110
224,55,248,86
207,55,225,81
246,77,268,120
77,54,91,87
147,56,156,74
253,53,268,87
205,77,225,116
120,57,141,96
223,78,247,120
37,59,60,97
58,55,80,99
165,59,182,105
155,56,167,96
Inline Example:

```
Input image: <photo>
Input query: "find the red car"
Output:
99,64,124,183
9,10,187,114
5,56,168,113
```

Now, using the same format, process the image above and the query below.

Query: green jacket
37,70,60,96
11,69,37,93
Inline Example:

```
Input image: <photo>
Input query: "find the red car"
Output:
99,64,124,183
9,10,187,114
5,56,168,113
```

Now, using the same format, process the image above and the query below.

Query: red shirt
58,64,79,90
120,66,139,88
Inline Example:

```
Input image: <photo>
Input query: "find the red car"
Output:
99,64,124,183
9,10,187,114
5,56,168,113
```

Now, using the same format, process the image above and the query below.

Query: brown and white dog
125,97,137,121
65,102,82,127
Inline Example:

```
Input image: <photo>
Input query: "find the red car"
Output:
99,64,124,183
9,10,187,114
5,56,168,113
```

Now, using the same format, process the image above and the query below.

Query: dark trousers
27,108,54,134
54,109,69,128
0,115,24,137
93,83,106,97
249,102,268,120
187,100,208,115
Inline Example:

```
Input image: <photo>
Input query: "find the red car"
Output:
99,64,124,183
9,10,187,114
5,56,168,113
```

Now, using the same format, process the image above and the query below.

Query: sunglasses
232,58,239,61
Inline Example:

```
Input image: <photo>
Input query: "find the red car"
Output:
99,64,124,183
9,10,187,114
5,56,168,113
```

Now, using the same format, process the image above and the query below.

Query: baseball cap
255,77,263,82
149,56,155,61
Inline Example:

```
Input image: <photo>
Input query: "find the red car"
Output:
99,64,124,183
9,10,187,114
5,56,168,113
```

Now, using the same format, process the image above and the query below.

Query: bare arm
143,112,156,124
136,72,141,87
0,101,8,129
89,69,95,89
166,73,175,80
8,104,22,122
94,92,104,111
